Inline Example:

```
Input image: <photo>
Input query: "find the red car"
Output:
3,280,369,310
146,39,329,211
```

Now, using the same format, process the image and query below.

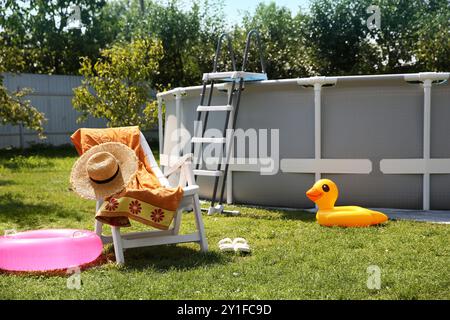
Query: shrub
72,38,163,129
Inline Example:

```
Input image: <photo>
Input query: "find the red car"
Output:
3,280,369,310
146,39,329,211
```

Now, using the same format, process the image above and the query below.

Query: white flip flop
233,238,251,253
218,238,235,252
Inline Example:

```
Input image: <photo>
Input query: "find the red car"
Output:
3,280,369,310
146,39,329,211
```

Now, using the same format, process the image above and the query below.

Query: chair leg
94,220,103,237
95,200,104,239
172,209,183,235
192,194,208,252
111,226,125,264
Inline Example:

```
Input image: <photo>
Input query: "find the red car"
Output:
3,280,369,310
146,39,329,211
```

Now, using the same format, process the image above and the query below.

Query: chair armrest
182,185,199,196
164,153,193,178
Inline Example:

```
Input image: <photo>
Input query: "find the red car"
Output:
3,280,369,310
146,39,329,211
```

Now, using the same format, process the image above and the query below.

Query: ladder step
191,137,226,144
193,170,223,177
197,105,233,112
203,71,268,82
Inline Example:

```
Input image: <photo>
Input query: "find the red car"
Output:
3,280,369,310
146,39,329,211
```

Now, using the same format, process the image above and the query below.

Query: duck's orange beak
306,188,323,202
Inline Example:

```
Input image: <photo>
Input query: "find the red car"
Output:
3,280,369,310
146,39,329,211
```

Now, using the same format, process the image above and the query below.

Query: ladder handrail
213,33,237,73
242,29,266,74
193,30,266,214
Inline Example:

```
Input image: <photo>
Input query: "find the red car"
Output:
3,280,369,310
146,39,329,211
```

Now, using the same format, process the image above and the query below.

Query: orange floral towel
71,126,184,229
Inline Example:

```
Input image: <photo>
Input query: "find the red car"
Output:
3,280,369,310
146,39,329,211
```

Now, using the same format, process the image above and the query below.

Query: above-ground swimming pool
157,72,450,211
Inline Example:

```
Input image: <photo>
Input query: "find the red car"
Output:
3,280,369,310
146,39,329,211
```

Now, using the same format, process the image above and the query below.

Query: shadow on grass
216,205,316,223
0,156,55,170
0,144,77,160
0,193,77,228
109,245,228,272
0,180,15,186
0,144,76,171
279,210,316,222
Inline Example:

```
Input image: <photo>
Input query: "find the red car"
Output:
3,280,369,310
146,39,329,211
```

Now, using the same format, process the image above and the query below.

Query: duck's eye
322,184,330,192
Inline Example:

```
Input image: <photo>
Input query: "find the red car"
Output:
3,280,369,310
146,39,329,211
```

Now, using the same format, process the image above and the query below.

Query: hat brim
70,142,138,200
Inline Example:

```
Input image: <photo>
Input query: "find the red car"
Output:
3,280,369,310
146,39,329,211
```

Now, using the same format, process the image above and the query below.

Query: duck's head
306,179,338,210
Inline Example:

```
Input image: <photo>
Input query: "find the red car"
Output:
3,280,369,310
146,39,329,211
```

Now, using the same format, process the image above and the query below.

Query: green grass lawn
0,145,449,300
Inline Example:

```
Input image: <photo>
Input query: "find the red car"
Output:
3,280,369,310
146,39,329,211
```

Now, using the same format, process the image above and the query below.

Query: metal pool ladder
190,30,267,215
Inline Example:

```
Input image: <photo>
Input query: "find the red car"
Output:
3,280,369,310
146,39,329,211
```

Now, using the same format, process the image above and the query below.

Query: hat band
89,166,120,184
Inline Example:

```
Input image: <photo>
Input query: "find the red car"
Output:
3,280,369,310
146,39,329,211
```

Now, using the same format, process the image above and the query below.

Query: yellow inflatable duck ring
306,179,388,227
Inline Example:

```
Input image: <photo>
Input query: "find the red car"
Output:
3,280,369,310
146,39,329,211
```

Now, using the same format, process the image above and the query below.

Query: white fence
0,73,107,149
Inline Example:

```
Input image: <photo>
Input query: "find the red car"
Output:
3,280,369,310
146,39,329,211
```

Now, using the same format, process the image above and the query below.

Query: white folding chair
94,132,208,264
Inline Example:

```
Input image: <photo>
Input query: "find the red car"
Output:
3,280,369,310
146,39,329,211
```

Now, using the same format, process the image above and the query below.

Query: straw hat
70,142,138,200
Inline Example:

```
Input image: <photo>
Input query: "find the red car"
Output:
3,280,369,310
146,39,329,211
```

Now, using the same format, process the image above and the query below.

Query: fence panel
0,73,107,148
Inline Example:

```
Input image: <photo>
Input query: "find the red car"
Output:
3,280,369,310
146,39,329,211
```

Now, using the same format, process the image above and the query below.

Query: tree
0,85,46,138
303,0,450,75
413,0,450,72
109,0,226,88
72,38,163,129
0,56,46,137
1,0,448,83
235,2,310,78
302,0,377,75
367,0,426,73
0,0,120,75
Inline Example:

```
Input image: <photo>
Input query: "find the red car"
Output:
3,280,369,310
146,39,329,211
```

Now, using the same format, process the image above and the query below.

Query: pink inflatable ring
0,229,103,272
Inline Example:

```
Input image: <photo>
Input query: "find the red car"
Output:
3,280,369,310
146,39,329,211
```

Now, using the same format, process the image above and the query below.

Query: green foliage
72,38,163,128
235,3,310,78
366,0,427,73
111,0,226,88
0,0,120,75
302,0,373,75
303,0,450,75
0,55,46,136
0,0,449,84
0,83,46,137
413,0,450,71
